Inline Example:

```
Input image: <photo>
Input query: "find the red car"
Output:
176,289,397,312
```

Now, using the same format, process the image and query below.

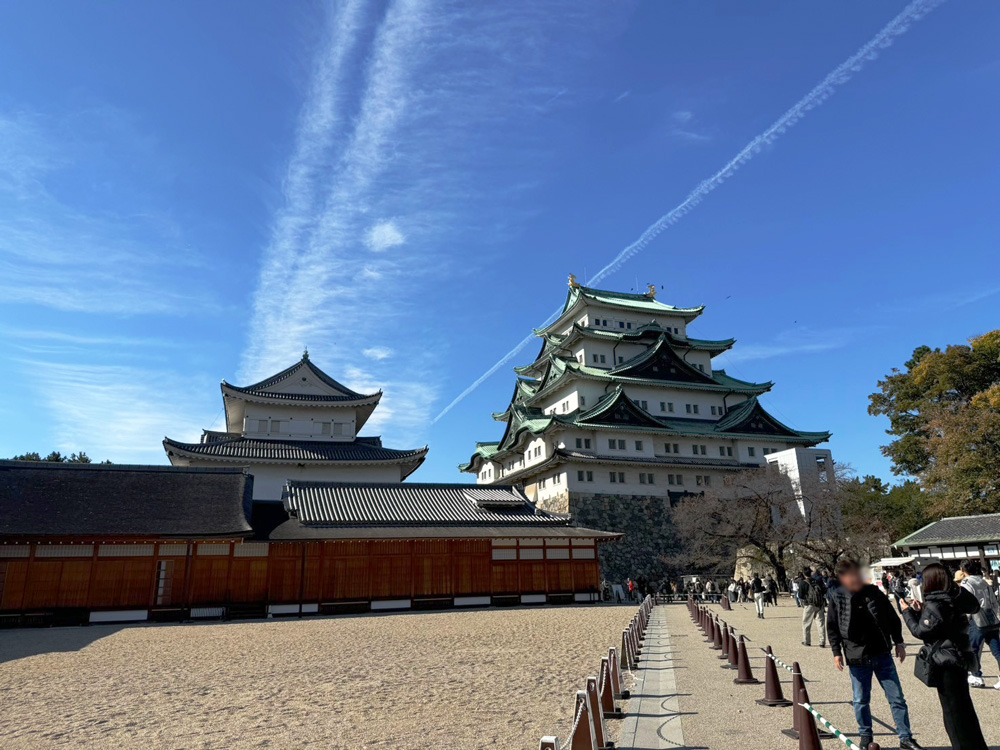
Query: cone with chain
755,646,792,707
733,635,760,685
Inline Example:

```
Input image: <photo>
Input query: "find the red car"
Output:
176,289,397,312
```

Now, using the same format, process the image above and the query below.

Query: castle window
318,422,331,435
685,404,691,414
635,440,643,451
646,473,655,484
608,439,616,450
618,472,626,483
609,472,617,483
618,356,624,363
580,396,586,406
618,439,626,450
748,447,756,457
639,473,646,484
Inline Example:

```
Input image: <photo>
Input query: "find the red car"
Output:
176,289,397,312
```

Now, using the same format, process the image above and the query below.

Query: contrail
432,0,944,424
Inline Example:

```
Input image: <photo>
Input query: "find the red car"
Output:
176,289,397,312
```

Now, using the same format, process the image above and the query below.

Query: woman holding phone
900,563,990,750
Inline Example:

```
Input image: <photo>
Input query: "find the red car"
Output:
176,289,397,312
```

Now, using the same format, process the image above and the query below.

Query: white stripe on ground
619,607,685,749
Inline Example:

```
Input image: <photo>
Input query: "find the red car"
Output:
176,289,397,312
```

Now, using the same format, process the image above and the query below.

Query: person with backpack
959,559,1000,689
800,568,828,647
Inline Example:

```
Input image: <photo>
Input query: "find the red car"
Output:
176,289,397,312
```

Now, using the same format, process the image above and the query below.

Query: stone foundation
541,492,685,584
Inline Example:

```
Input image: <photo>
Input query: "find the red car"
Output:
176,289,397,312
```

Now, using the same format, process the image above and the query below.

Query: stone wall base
561,492,685,584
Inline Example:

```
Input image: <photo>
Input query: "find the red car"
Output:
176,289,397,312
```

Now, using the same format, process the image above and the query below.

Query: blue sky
0,1,997,483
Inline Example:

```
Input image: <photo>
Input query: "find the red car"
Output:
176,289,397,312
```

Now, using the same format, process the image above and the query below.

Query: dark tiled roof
897,514,1000,547
270,522,618,541
0,461,252,538
223,355,379,402
163,435,428,465
283,482,573,527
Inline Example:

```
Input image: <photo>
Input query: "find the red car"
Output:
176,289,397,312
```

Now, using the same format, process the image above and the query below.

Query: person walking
751,573,766,619
767,575,779,607
792,574,803,607
901,563,990,750
800,569,827,647
827,558,921,750
959,559,1000,689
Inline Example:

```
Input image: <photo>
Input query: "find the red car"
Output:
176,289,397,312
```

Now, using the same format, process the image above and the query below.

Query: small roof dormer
220,353,382,433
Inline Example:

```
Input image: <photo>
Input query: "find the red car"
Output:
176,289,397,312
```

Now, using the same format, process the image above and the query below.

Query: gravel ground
665,598,1000,750
0,605,634,749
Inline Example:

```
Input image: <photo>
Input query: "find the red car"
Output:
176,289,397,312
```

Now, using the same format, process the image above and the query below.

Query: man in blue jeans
827,558,922,750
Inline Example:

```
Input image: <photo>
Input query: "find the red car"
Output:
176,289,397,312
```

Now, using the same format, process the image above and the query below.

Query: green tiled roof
514,323,734,377
461,391,830,471
521,352,771,406
565,286,704,319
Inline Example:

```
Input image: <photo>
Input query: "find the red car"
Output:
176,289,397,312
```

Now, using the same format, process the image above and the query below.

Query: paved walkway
618,605,687,749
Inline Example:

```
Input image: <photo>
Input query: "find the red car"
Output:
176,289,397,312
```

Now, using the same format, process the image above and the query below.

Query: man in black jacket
827,558,921,750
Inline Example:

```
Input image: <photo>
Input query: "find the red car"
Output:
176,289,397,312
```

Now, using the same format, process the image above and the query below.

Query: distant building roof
270,481,620,541
0,461,253,538
223,352,380,404
163,435,427,477
897,514,1000,548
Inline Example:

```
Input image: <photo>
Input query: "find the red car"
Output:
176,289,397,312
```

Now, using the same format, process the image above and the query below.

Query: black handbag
914,640,963,687
913,644,940,687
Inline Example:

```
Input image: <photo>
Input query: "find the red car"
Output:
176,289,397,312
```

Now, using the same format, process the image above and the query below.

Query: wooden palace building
0,354,617,627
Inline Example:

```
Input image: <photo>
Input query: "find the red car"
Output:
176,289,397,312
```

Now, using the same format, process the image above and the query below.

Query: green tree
8,451,103,463
840,476,932,554
869,331,1000,513
923,384,1000,515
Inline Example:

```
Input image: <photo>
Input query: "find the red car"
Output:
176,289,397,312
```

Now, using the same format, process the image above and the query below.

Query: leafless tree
674,462,871,585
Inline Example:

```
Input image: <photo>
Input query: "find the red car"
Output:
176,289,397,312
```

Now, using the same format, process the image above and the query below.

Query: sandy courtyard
0,605,633,749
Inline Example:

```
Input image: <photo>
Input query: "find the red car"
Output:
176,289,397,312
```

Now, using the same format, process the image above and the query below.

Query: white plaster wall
167,458,403,501
242,403,359,440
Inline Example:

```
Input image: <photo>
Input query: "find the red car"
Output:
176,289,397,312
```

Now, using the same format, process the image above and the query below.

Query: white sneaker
968,675,985,688
993,680,1000,690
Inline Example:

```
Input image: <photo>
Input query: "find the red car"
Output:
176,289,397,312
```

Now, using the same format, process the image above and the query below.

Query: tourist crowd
790,558,997,750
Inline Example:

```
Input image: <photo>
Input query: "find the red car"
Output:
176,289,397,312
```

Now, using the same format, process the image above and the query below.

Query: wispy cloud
715,328,861,366
612,90,631,104
669,109,712,142
365,220,406,252
19,360,215,462
433,0,946,422
0,110,213,316
363,346,394,361
242,0,613,446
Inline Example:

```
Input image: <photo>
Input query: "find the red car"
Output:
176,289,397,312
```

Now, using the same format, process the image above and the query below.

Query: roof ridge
0,460,246,474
